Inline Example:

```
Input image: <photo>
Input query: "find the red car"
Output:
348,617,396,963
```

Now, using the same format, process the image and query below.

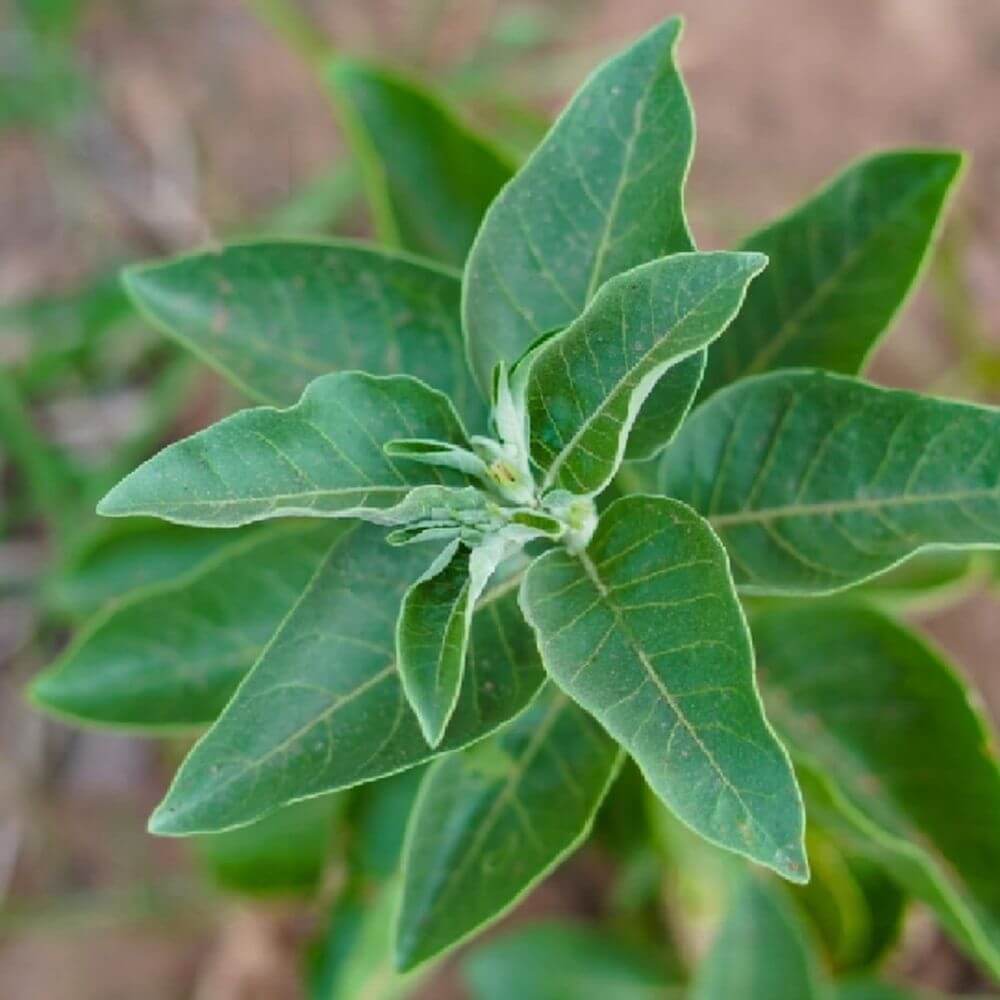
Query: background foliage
2,2,999,998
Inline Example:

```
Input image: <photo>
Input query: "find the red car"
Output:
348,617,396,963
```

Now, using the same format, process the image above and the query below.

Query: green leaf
196,793,342,896
463,16,695,391
699,150,963,401
519,495,806,882
326,60,514,267
308,772,428,1000
46,519,244,618
623,348,705,462
834,982,920,1000
149,523,544,835
97,372,471,528
791,829,904,973
396,537,506,746
395,688,621,970
461,921,675,1000
662,370,1000,595
754,604,1000,976
691,878,826,1000
31,522,341,729
122,240,486,429
525,252,767,496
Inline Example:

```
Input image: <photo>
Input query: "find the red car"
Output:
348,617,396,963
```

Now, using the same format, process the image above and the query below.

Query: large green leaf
97,372,471,528
463,17,695,391
525,252,766,496
662,370,1000,595
754,604,1000,976
691,878,825,1000
699,150,963,400
196,793,343,896
395,688,621,970
149,523,544,835
122,240,486,429
461,921,675,1000
31,522,341,729
326,60,514,267
519,495,806,881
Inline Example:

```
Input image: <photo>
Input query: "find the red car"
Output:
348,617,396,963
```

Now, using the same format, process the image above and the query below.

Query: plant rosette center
381,359,598,555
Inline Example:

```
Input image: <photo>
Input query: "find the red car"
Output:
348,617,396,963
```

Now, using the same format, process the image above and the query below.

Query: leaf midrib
138,485,414,512
709,484,1000,527
582,58,661,304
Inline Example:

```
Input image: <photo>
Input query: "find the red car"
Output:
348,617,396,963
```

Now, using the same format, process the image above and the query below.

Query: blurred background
2,1,999,997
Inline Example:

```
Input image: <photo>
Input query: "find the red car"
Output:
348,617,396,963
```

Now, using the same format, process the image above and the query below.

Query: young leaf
97,372,471,528
149,523,544,836
691,878,826,1000
525,252,767,496
123,240,487,430
519,495,807,882
661,370,1000,594
395,689,621,970
396,538,506,747
754,604,1000,976
31,522,342,729
326,60,514,267
196,793,343,896
463,16,695,390
699,150,963,400
461,921,675,1000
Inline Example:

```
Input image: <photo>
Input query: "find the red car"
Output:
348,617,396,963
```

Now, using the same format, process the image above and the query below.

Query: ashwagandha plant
32,16,1000,994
